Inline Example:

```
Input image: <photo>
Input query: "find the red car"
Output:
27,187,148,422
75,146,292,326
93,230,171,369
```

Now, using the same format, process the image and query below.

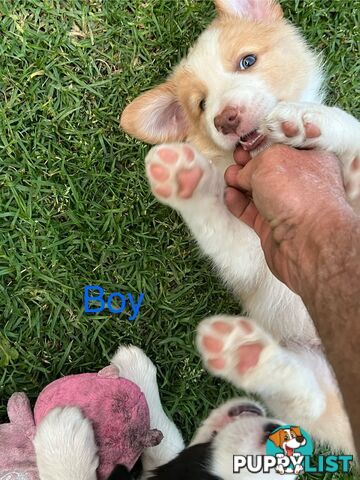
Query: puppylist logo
233,425,353,475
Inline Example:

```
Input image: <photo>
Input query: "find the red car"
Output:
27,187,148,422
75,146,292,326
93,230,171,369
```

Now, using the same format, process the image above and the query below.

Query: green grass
0,0,358,478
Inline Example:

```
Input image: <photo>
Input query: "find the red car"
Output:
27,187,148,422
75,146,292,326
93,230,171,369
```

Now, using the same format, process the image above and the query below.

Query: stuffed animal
0,365,163,480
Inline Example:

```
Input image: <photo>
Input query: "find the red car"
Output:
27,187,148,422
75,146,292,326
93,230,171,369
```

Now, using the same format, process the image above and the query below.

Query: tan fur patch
172,68,228,163
215,17,319,101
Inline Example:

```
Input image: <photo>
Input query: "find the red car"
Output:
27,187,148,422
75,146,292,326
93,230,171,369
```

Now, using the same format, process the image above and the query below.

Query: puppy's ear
121,80,188,144
214,0,283,22
268,430,282,447
291,426,302,437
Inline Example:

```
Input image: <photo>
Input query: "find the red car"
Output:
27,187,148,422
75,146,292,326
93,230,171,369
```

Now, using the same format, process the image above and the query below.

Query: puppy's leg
33,407,98,480
146,144,270,302
197,315,326,420
263,102,360,203
197,315,355,454
112,346,184,473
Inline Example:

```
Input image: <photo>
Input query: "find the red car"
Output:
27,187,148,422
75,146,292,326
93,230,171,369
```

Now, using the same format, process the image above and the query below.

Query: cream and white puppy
121,0,359,455
33,345,294,480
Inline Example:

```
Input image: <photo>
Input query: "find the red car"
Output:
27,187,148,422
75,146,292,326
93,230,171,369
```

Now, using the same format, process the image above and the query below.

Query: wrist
291,202,360,305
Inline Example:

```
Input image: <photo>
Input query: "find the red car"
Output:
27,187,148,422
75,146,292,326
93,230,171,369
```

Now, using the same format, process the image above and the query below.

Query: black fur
107,465,134,480
107,458,142,480
148,443,222,480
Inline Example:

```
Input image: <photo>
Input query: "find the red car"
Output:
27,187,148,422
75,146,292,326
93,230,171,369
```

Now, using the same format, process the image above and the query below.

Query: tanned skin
225,144,360,457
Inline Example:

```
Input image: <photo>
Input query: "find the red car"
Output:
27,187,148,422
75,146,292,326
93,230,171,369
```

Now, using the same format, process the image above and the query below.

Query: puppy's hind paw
197,315,274,390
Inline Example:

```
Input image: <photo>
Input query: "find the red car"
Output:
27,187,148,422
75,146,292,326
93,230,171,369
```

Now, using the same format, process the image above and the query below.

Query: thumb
225,187,261,232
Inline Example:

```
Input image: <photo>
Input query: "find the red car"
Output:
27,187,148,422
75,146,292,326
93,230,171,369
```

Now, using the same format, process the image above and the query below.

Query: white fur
33,407,98,480
111,346,185,474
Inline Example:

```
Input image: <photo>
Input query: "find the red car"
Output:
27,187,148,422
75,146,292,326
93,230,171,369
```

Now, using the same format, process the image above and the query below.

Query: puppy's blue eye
239,54,257,70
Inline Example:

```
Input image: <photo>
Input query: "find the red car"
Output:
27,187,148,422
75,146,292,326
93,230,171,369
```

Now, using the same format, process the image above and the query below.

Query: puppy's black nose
263,423,281,435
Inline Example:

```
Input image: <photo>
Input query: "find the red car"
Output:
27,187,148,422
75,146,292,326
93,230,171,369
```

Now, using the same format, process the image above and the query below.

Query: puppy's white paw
112,346,185,470
262,102,335,151
145,143,218,209
34,407,98,480
197,315,275,390
112,345,157,386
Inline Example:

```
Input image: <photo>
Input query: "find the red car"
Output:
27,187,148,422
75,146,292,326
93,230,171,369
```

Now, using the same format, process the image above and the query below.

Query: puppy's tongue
285,446,294,456
239,130,266,151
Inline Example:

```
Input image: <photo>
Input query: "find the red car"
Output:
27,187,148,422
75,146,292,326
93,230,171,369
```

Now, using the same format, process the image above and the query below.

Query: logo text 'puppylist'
233,425,353,475
84,286,144,320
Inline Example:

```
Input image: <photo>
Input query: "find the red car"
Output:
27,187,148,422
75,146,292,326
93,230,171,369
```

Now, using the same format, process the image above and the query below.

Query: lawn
0,0,358,478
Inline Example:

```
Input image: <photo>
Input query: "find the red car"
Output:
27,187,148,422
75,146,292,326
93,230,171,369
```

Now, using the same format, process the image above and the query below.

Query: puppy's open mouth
239,129,266,151
228,404,264,417
285,446,294,456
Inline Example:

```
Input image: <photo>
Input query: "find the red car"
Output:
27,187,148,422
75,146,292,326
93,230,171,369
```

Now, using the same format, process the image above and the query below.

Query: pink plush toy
0,365,163,480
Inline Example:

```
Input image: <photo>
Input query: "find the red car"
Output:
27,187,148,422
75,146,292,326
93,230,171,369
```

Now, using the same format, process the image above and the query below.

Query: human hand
224,144,350,294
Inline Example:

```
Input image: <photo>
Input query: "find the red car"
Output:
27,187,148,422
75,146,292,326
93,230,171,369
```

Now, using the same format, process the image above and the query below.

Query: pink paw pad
150,164,170,182
208,357,226,370
158,148,179,164
155,185,172,198
183,145,195,162
282,121,299,138
236,343,263,374
203,336,224,354
304,122,321,139
212,321,234,334
177,167,203,199
239,319,253,335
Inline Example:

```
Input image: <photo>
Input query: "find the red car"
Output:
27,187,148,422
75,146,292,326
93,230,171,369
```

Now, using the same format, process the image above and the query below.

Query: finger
224,187,259,228
225,164,242,188
234,147,252,167
235,157,255,191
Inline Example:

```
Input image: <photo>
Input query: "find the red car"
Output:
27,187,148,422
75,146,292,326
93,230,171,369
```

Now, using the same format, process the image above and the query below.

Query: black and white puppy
33,346,293,480
109,399,287,480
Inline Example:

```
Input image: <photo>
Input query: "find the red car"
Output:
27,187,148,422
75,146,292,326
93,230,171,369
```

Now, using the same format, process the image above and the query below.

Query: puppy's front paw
34,407,98,480
196,316,274,389
262,102,330,150
145,143,217,209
